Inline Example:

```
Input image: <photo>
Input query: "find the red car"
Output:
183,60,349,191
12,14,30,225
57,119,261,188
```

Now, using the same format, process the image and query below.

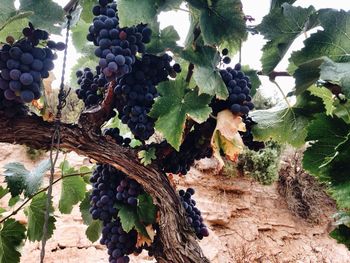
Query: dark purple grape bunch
219,62,254,115
179,188,209,239
89,163,145,263
115,177,143,207
240,116,265,151
89,164,121,223
89,164,144,224
104,128,131,147
0,23,64,110
75,67,107,107
114,53,180,141
87,0,152,80
100,218,137,263
210,48,255,116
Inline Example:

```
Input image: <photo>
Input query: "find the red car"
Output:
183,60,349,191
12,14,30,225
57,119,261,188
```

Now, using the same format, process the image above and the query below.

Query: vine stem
0,171,91,224
174,7,191,13
270,79,292,108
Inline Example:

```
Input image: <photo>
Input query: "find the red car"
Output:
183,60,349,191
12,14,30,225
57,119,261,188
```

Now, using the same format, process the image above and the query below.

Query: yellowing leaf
136,224,156,248
211,110,244,170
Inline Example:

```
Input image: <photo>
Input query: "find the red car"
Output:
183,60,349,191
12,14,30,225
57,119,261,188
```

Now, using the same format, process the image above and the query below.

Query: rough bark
0,113,210,263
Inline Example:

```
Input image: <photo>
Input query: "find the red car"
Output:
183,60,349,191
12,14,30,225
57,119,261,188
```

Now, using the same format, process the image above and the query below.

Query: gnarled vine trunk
0,113,210,263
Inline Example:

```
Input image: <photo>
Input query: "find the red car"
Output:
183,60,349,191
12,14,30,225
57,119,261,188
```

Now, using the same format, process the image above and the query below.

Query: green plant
237,141,282,185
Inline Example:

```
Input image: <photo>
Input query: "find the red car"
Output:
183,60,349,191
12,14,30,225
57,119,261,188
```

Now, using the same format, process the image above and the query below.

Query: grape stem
0,171,91,224
257,71,291,79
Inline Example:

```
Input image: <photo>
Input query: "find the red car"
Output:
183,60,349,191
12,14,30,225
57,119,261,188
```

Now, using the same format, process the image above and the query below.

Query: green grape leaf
0,187,8,199
242,66,261,97
193,66,229,100
79,0,95,23
181,45,220,67
330,225,350,249
269,0,296,10
19,0,65,34
0,0,16,27
118,205,137,233
58,161,86,214
138,148,156,166
290,9,350,67
137,193,157,225
58,175,86,214
118,0,157,27
308,86,335,116
302,114,349,177
80,192,92,225
251,104,309,147
0,219,26,263
330,181,350,210
149,79,212,150
258,4,317,74
85,220,102,243
25,192,56,242
79,166,92,184
146,25,180,54
293,58,324,95
0,208,6,215
3,163,28,197
323,132,350,209
71,20,94,54
181,45,227,99
319,58,350,98
3,159,50,197
188,0,247,51
333,100,350,124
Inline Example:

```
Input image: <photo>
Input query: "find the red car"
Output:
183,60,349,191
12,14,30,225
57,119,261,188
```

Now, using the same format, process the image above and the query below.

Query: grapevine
0,1,349,263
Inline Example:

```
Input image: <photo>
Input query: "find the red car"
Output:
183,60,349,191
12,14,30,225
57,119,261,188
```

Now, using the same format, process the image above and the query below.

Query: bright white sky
50,0,350,99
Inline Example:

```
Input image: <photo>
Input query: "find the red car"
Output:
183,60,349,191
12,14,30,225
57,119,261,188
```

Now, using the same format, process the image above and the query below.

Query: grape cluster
100,218,137,263
89,163,146,263
240,116,265,151
179,188,209,239
211,63,254,116
161,122,214,175
87,0,152,80
104,128,131,147
75,67,107,107
0,23,64,113
114,54,180,141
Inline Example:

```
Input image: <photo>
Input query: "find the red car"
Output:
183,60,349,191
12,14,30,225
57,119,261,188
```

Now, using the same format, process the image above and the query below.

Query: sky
50,0,350,100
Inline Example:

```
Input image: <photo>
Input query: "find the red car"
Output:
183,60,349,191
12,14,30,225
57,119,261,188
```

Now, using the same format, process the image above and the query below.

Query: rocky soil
0,143,349,263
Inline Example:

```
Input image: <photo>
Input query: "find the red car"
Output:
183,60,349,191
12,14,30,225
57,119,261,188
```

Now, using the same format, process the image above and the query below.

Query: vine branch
0,113,209,263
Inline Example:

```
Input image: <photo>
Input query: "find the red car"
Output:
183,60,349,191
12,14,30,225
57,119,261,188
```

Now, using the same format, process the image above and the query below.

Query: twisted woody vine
0,0,349,262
